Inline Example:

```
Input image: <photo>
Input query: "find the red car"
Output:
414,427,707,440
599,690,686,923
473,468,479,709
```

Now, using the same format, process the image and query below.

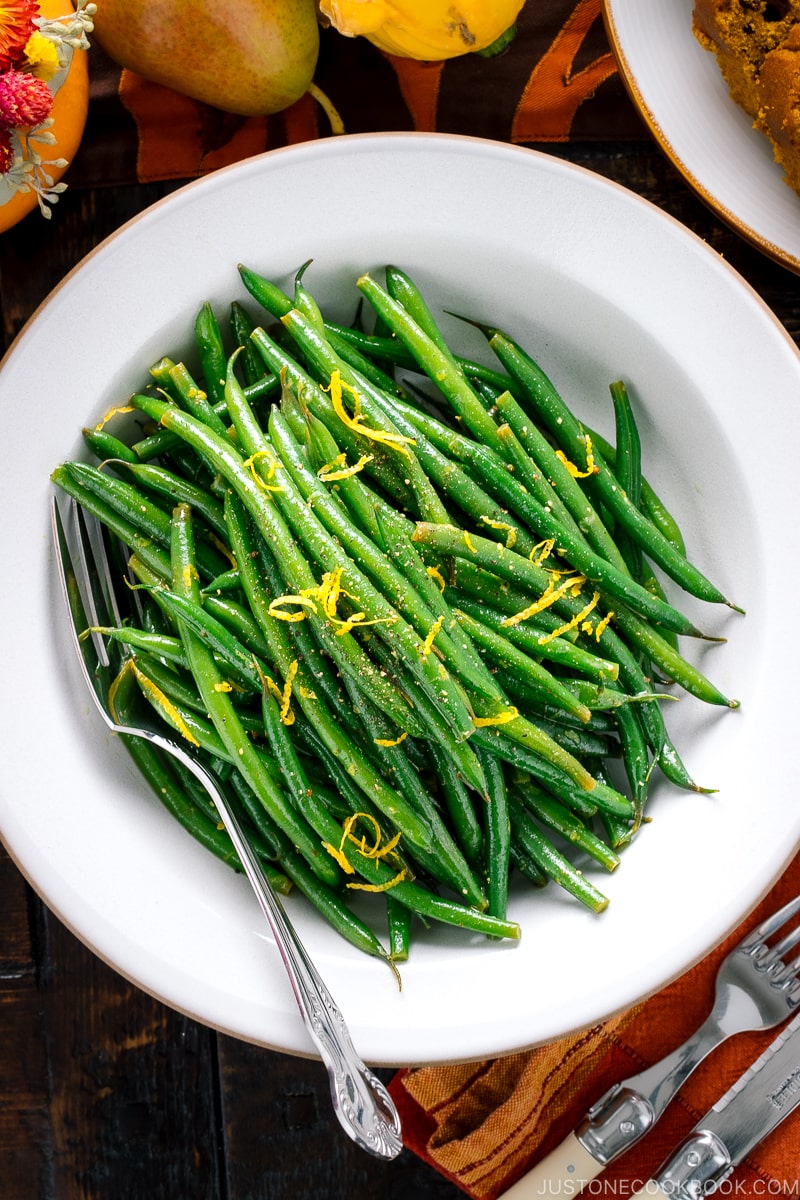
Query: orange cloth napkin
388,852,800,1198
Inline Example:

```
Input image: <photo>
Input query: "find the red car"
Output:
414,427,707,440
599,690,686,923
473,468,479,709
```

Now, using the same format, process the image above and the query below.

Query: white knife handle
501,1132,603,1197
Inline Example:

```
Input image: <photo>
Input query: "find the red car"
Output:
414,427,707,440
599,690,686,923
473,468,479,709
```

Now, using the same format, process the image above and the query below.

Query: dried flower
0,0,93,218
0,67,52,124
0,0,38,71
23,29,59,79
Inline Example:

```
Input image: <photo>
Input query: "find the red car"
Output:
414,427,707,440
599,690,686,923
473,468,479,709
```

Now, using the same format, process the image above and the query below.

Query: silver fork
50,493,402,1162
502,890,800,1196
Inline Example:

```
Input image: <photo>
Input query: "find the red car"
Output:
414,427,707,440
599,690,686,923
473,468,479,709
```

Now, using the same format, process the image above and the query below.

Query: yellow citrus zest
265,659,298,725
529,538,555,565
539,592,602,645
268,594,317,622
501,571,586,629
556,434,598,479
479,516,517,549
420,614,444,659
426,564,446,593
95,404,135,430
472,706,519,728
317,451,374,481
374,731,409,747
243,448,284,493
323,812,408,892
326,370,416,459
109,659,200,746
462,531,477,554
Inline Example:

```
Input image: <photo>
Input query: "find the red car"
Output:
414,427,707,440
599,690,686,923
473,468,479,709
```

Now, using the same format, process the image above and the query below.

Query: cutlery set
504,892,800,1197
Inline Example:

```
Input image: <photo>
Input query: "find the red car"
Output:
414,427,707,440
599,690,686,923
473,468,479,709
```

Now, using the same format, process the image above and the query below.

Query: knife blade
631,1008,800,1199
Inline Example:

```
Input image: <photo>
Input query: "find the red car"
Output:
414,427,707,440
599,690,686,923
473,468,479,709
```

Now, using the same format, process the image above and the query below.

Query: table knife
631,1008,800,1198
502,1009,800,1197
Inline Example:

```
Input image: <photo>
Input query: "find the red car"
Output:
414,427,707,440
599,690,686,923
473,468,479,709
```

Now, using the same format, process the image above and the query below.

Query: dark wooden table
2,136,799,1200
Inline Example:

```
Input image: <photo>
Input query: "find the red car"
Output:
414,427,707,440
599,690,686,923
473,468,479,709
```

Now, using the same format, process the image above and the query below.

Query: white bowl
2,133,799,1067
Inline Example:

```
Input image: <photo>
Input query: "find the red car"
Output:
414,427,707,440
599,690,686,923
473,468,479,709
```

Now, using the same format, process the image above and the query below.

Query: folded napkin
73,0,645,191
389,853,800,1198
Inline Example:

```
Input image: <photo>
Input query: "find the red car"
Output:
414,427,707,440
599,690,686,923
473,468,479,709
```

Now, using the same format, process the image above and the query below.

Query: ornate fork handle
173,741,403,1160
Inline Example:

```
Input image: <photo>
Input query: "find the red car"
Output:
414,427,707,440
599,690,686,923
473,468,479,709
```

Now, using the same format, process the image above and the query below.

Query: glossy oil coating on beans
50,262,741,967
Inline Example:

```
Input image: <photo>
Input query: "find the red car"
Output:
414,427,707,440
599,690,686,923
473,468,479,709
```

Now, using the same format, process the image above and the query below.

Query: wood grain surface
1,141,798,1200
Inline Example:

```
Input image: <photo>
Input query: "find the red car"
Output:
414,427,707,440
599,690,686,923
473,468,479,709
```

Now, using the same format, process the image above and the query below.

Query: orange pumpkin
0,0,90,234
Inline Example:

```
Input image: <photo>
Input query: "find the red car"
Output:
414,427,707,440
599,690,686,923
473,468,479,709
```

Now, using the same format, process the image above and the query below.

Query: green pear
92,0,320,115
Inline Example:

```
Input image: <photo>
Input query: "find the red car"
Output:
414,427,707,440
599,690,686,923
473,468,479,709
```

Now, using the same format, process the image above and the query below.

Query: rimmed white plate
603,0,800,273
1,132,799,1066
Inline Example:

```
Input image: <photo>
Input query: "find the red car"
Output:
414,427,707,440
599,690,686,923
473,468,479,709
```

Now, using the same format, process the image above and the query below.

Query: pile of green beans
52,262,741,969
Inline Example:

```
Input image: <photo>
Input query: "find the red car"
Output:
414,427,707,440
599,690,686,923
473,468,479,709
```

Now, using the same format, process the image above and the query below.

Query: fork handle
618,1012,726,1122
500,1134,603,1197
207,779,403,1161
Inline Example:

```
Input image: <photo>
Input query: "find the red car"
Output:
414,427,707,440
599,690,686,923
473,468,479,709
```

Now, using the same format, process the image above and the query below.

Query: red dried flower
0,67,52,126
0,124,13,172
0,0,39,72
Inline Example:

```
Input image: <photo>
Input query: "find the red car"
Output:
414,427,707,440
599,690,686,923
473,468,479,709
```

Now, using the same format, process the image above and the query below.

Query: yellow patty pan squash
318,0,527,59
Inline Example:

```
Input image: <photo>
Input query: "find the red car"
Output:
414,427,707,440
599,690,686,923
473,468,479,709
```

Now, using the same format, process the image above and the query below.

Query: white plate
2,133,799,1067
603,0,800,273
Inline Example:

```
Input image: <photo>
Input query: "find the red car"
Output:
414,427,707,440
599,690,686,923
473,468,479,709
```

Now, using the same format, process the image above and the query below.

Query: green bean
167,502,340,887
221,490,438,854
58,459,229,581
114,460,228,539
514,782,619,873
613,701,652,832
194,302,229,408
509,840,548,888
412,479,704,642
427,738,483,867
413,522,733,704
358,270,500,444
85,625,187,668
291,391,385,544
237,432,480,744
478,747,510,924
484,327,738,609
230,300,268,388
130,388,423,734
82,425,139,464
150,357,230,440
494,386,627,570
337,676,488,909
51,463,172,582
452,608,594,725
472,725,630,819
385,893,412,963
202,568,243,596
109,634,291,886
581,424,689,558
222,767,397,967
452,594,619,684
277,312,451,524
268,402,502,704
379,389,700,636
507,792,609,913
201,593,275,665
609,380,643,576
362,632,491,798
